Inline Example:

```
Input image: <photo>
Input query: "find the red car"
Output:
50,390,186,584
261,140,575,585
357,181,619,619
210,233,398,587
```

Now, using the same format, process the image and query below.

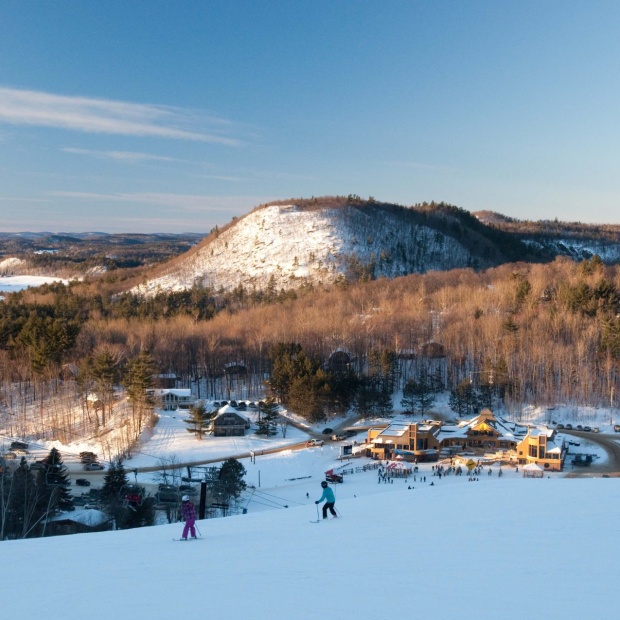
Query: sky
1,1,620,233
1,399,618,619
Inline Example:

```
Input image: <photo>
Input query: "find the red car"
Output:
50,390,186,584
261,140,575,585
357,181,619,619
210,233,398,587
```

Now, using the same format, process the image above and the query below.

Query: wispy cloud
62,147,181,163
49,190,267,213
0,86,242,145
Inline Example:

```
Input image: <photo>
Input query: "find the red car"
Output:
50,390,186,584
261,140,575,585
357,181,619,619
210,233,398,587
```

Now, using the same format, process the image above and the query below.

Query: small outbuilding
522,463,544,478
212,405,251,437
47,509,112,536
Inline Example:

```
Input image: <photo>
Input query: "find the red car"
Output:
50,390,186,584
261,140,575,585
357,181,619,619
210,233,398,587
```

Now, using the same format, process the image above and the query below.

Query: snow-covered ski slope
2,476,617,620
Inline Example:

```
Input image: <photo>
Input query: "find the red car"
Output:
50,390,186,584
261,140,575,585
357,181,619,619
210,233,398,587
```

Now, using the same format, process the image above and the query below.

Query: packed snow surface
2,401,619,619
1,475,617,620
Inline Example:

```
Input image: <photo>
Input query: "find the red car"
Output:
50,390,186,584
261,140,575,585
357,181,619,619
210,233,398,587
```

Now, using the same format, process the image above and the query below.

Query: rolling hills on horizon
3,198,620,293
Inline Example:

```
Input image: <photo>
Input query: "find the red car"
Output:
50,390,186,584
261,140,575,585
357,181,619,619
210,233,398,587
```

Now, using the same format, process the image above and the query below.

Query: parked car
306,439,324,447
615,425,620,433
565,423,573,430
321,428,333,435
331,434,346,441
75,478,91,487
2,452,17,460
10,441,28,450
593,427,600,433
576,425,583,431
583,426,592,432
556,423,565,429
83,462,105,471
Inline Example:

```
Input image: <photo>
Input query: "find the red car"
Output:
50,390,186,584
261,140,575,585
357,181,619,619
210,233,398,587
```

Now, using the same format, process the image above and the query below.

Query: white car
306,439,324,447
83,462,105,471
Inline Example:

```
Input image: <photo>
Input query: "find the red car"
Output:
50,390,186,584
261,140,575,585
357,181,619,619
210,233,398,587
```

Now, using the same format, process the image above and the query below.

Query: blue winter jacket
317,486,335,503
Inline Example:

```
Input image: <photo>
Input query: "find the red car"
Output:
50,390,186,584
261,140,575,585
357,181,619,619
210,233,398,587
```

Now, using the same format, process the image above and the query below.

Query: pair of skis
172,536,203,541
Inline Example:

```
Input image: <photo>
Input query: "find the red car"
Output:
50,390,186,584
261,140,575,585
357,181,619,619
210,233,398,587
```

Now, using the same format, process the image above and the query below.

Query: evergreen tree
410,372,436,416
15,315,80,376
3,458,39,539
354,375,393,417
449,380,479,417
429,366,444,393
368,348,399,393
401,378,416,413
256,397,279,436
354,375,376,416
124,349,156,434
328,368,358,414
184,402,216,439
287,372,331,422
375,378,394,417
91,349,121,426
36,447,73,518
219,458,247,500
101,459,129,528
266,342,320,403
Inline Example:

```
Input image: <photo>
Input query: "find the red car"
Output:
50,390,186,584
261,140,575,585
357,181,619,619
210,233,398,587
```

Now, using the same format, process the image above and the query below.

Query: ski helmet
182,495,190,502
321,481,328,488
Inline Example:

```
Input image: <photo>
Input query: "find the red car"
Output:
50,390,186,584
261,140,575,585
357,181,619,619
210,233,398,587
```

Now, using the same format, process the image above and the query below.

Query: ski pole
195,523,202,537
316,503,320,521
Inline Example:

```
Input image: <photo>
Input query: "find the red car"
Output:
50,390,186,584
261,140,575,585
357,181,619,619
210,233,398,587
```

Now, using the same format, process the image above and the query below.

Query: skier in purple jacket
180,495,197,540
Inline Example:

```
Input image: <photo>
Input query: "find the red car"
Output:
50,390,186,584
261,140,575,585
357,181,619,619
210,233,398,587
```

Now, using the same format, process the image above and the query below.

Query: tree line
2,255,620,422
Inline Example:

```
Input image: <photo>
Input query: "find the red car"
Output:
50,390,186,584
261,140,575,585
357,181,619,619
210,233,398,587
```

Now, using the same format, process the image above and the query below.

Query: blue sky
1,1,619,233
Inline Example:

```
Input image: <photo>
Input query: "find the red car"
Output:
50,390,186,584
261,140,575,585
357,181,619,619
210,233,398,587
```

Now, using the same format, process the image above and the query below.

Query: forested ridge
2,255,619,425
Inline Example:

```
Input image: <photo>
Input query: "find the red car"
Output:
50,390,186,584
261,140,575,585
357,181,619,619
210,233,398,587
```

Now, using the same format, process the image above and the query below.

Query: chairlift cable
251,488,305,505
241,490,287,508
246,499,286,509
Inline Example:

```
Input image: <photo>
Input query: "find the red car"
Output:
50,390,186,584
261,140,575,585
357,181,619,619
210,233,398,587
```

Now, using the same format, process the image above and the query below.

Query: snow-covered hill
135,202,491,295
135,199,620,296
522,236,620,262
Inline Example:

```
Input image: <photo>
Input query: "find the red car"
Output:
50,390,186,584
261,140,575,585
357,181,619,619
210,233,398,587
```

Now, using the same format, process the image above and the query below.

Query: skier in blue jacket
315,480,337,519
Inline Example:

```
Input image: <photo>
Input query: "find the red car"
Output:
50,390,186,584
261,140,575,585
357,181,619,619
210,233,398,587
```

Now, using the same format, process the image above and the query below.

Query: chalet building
437,409,521,453
366,419,442,462
366,409,529,463
152,388,194,411
516,427,566,472
211,405,251,437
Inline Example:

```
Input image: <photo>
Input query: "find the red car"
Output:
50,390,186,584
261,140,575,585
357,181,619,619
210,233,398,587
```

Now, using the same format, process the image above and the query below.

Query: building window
529,445,538,458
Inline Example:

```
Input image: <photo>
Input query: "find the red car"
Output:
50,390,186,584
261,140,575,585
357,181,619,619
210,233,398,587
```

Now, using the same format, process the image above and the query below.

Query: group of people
178,480,338,539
